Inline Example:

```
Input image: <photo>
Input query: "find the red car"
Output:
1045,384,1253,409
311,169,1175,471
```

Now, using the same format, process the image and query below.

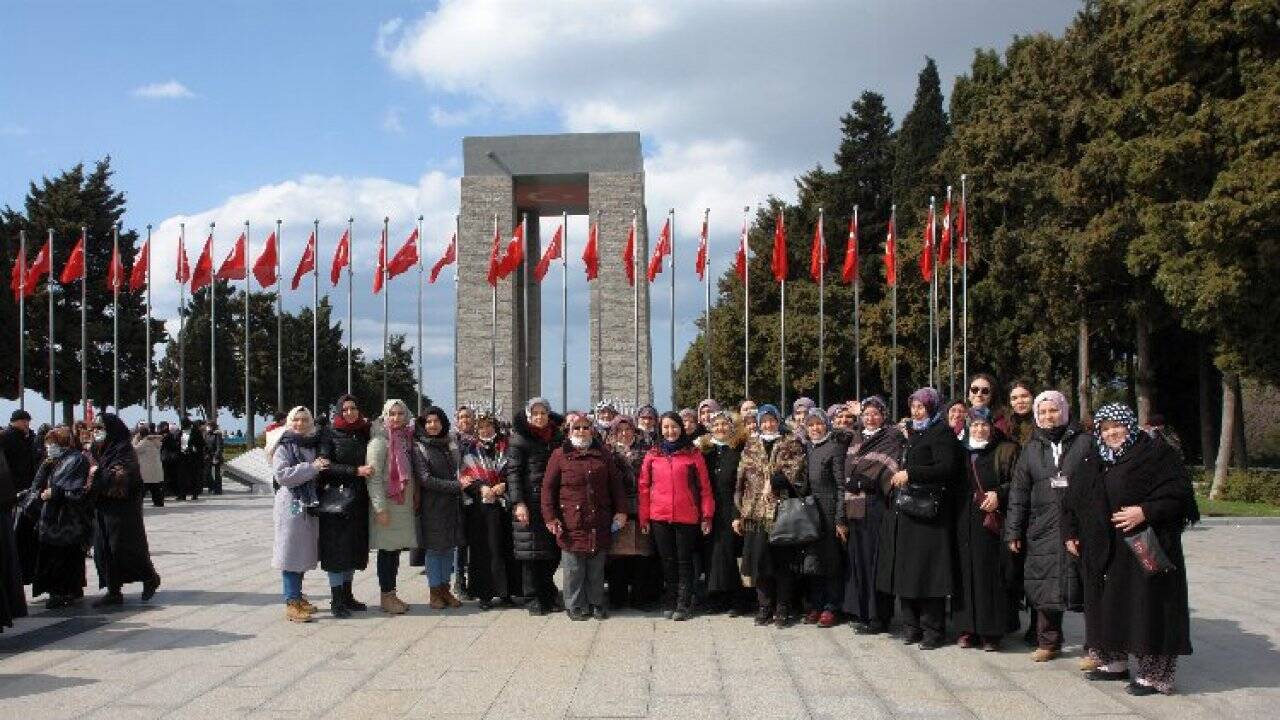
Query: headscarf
1093,403,1140,464
679,408,697,423
1033,390,1071,443
381,399,413,505
657,411,691,454
792,397,815,414
756,404,782,425
93,413,136,478
276,406,320,508
697,398,721,414
525,396,552,416
826,403,847,420
908,387,942,430
803,407,831,444
331,393,370,432
966,407,993,450
860,396,888,415
636,404,658,420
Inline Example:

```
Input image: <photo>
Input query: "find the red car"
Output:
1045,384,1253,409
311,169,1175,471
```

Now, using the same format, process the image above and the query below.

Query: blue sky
1,0,1078,429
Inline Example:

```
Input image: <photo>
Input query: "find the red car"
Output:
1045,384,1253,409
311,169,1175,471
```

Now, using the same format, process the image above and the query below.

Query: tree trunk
1208,372,1237,501
1198,342,1216,467
1232,375,1248,469
1077,318,1091,426
1135,315,1153,425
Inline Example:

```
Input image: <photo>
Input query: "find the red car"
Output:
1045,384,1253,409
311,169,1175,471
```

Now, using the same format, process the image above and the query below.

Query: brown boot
297,595,318,614
441,586,463,609
381,591,408,615
1031,647,1059,662
285,599,315,623
429,585,448,610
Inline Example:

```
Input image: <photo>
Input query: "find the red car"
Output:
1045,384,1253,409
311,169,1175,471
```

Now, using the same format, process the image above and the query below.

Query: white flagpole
80,226,87,420
890,206,898,418
632,210,640,408
562,210,569,413
112,225,120,411
209,222,217,423
946,185,955,399
961,175,969,385
702,208,711,402
47,229,55,424
489,213,498,413
145,224,153,424
243,221,253,441
520,212,529,402
346,217,354,395
853,206,861,401
178,224,186,419
275,219,283,415
454,214,461,413
314,219,321,415
817,207,826,408
742,206,751,399
593,211,602,405
779,208,787,414
928,196,937,389
416,214,424,416
17,230,25,411
668,208,676,409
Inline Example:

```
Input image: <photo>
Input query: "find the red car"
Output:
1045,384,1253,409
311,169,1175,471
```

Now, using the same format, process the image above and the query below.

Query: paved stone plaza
1,488,1276,719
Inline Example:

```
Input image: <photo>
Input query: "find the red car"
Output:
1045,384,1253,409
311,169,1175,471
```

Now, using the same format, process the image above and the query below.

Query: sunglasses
969,386,991,396
570,425,593,431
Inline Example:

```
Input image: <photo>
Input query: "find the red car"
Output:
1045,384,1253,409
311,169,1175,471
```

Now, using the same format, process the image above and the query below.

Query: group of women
269,378,1198,696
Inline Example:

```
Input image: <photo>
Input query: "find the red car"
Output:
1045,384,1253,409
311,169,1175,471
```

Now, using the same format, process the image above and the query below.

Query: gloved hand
770,473,791,493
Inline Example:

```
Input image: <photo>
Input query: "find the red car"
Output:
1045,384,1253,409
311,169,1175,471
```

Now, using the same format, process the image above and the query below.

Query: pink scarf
386,423,412,505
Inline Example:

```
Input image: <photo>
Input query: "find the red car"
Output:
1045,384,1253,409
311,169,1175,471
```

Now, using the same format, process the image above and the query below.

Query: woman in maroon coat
541,417,627,621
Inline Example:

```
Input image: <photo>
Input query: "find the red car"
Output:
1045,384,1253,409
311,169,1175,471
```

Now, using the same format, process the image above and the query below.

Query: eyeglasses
969,386,991,396
570,425,593,431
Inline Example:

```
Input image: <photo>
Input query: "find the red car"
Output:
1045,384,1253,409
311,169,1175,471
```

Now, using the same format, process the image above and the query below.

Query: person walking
506,397,565,615
132,423,166,508
542,415,627,620
159,421,181,499
414,407,467,610
89,414,162,607
366,399,424,614
1065,403,1199,695
178,419,206,501
205,423,225,495
28,426,93,609
0,410,37,493
842,396,903,634
1004,390,1089,662
639,412,714,621
877,388,961,650
317,394,373,617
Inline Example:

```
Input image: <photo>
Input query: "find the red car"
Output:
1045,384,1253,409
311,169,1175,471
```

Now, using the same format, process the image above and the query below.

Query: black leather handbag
1124,526,1175,575
313,483,359,517
894,482,944,520
769,496,822,546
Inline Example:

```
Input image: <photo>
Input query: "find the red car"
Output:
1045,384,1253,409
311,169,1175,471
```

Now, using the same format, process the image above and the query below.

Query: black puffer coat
317,422,371,572
505,410,564,561
1065,433,1196,656
415,430,464,552
1004,425,1090,612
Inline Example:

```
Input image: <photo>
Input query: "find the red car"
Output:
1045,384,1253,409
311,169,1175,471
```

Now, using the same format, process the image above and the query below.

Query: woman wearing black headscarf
89,413,161,607
1064,403,1198,696
30,426,94,609
318,394,373,617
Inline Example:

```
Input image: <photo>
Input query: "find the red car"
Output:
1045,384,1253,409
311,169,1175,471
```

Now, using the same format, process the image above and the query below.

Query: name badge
1050,473,1069,489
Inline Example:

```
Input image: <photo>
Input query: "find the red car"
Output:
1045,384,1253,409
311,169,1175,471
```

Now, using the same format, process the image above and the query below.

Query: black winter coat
1064,433,1196,656
1004,426,1090,612
802,433,849,578
415,433,465,551
317,423,371,572
0,426,36,493
505,410,564,561
952,440,1020,636
699,435,744,594
876,419,960,599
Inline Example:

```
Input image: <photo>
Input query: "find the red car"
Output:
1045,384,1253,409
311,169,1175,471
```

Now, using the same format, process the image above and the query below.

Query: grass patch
1195,493,1280,518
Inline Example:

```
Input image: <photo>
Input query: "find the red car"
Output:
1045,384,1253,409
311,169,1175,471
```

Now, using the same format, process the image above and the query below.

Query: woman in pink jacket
639,411,714,621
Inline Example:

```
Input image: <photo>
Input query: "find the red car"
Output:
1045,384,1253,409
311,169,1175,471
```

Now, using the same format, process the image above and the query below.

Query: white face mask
968,437,990,450
93,430,107,444
569,435,591,449
46,445,65,459
759,432,780,442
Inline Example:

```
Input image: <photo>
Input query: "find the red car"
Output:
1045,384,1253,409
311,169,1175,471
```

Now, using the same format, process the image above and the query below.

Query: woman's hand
40,488,52,501
979,491,999,513
514,503,529,525
836,524,848,543
459,475,475,489
612,513,628,531
311,458,330,471
701,519,712,536
546,519,562,536
375,510,390,527
1111,505,1146,532
890,470,909,488
492,482,506,496
1008,540,1022,554
480,485,495,502
1065,539,1080,557
640,522,650,535
356,465,373,478
731,519,743,536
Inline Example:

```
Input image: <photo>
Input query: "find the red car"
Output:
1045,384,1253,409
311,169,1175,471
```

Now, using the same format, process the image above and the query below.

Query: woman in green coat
366,399,425,614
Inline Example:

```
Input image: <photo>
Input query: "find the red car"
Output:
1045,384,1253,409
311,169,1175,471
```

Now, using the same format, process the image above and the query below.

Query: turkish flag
885,215,898,288
429,233,457,284
498,224,523,280
809,217,825,282
330,229,350,286
938,198,952,265
734,219,748,283
58,234,83,284
9,249,26,301
695,215,709,281
216,232,247,281
107,242,124,291
388,227,420,279
534,224,562,283
582,220,599,281
129,238,149,292
253,232,278,288
293,231,317,291
486,224,502,287
919,205,934,281
770,211,787,283
841,214,859,284
176,234,191,284
190,235,214,292
647,218,670,282
622,222,636,287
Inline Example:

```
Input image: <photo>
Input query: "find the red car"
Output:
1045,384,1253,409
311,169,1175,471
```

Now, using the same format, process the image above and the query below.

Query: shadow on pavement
1179,615,1280,694
0,673,97,699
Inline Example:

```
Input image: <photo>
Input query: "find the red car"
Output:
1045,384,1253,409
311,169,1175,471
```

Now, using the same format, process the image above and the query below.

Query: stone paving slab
2,490,1278,719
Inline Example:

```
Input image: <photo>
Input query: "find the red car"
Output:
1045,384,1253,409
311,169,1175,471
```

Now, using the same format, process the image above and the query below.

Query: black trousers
377,550,401,593
147,484,164,507
522,558,560,607
900,597,946,643
208,463,222,494
1036,609,1064,650
650,521,699,611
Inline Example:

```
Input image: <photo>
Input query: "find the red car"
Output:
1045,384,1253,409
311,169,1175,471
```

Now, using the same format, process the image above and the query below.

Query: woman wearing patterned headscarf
842,396,904,634
1004,390,1090,662
366,399,425,615
461,411,520,609
89,413,161,608
1064,404,1198,696
271,406,326,622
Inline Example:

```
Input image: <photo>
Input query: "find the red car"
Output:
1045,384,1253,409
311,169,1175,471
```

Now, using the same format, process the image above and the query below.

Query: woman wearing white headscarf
271,406,326,623
365,399,426,615
1004,390,1090,662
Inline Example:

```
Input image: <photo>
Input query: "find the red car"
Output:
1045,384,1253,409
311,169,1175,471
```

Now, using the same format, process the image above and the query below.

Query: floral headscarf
1093,403,1140,464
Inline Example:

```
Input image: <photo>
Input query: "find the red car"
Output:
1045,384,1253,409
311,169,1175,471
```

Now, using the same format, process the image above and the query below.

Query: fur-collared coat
734,434,806,529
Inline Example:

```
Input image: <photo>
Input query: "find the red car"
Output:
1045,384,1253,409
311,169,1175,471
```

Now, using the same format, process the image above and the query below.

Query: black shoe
754,607,774,626
343,582,367,611
568,607,589,621
528,602,549,616
902,631,924,645
662,609,675,620
331,588,352,619
142,574,161,602
672,608,691,622
918,638,946,650
1086,669,1131,682
550,597,565,613
498,596,518,607
1126,682,1160,696
1022,626,1037,647
45,595,69,610
478,598,494,610
92,591,124,608
591,605,608,620
774,607,795,628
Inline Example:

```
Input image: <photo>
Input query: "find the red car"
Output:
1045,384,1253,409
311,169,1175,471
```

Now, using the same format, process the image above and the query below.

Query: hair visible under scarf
860,396,888,415
1093,403,1141,463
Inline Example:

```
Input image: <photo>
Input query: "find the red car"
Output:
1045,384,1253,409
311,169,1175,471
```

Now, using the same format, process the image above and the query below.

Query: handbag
312,483,359,517
608,521,653,557
769,496,822,546
969,457,1004,536
894,483,943,520
1124,526,1175,575
843,491,867,521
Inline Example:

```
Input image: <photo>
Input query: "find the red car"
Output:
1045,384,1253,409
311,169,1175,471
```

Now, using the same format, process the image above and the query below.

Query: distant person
132,422,166,507
506,398,564,616
178,419,206,501
205,423,224,495
158,421,181,499
842,396,903,635
414,407,467,611
0,410,36,493
366,399,423,614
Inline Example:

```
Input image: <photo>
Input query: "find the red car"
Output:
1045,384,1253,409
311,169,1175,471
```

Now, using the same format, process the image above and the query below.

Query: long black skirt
842,500,889,620
1,509,29,631
94,494,158,590
33,543,87,598
465,501,521,600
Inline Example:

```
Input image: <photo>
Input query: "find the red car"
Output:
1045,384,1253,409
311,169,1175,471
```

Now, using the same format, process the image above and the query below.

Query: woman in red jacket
639,412,714,621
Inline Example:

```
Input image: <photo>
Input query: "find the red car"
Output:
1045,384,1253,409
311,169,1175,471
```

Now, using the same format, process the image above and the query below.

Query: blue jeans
327,570,354,587
425,549,456,586
282,571,304,601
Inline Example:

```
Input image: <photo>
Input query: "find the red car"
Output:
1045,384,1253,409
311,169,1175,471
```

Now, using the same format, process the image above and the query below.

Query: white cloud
0,123,30,137
382,106,406,133
132,80,196,100
428,104,480,127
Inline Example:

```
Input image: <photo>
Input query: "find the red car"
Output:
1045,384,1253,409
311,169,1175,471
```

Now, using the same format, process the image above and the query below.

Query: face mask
968,437,989,450
570,435,591,449
93,430,107,444
46,445,65,459
759,432,780,442
478,431,497,443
